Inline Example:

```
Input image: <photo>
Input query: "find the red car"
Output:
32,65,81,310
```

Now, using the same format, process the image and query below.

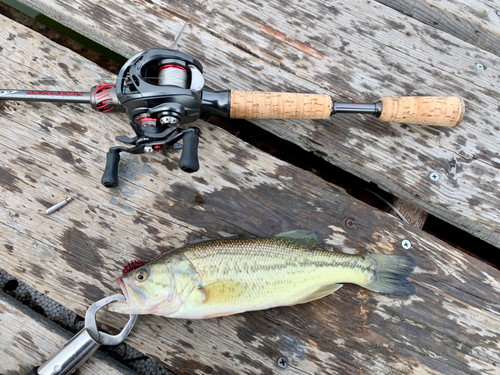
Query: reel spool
158,63,189,88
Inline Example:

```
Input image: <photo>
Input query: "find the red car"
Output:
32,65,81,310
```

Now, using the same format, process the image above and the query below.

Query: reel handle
179,130,200,173
101,149,121,188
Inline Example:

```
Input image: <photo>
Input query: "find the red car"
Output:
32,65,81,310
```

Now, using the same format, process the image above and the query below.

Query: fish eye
135,270,148,282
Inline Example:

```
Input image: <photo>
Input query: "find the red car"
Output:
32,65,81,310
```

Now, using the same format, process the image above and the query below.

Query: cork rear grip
230,90,332,119
379,96,465,127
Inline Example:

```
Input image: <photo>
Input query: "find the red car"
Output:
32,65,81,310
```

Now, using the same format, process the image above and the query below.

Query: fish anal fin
294,283,343,305
273,230,322,248
201,281,246,305
203,311,240,319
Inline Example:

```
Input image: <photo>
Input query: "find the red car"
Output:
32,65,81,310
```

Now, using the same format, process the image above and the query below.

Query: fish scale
108,231,415,319
178,238,366,283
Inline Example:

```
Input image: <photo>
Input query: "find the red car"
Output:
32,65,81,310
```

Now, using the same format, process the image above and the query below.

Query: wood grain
389,199,428,229
379,96,465,127
14,0,500,248
376,0,500,57
1,15,500,375
0,292,136,375
230,90,332,119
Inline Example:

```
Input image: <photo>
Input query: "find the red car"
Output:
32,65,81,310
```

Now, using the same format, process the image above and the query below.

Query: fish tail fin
362,254,416,296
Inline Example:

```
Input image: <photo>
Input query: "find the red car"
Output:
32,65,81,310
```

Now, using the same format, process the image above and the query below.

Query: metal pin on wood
46,196,73,214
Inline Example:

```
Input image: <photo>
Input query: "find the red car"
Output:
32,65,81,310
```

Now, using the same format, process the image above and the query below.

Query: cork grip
379,96,465,127
230,90,332,119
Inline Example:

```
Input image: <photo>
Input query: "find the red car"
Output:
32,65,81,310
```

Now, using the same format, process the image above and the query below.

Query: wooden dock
1,0,500,374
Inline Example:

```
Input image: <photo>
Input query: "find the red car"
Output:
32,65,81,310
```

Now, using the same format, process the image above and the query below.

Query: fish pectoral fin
272,230,322,248
149,294,184,316
200,280,246,305
294,283,343,304
170,255,201,299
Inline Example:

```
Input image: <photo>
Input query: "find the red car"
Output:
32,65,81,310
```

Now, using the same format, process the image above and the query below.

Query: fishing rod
0,49,465,188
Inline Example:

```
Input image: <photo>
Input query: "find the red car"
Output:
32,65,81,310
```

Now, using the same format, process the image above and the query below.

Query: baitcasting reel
0,48,465,187
92,49,230,187
90,49,220,187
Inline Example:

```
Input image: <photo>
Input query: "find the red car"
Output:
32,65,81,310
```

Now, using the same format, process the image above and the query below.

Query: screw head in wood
497,10,500,16
401,239,411,250
429,172,439,181
277,356,289,369
345,218,356,229
476,63,485,70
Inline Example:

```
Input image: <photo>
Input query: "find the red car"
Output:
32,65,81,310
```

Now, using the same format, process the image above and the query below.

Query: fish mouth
106,277,131,313
116,277,129,303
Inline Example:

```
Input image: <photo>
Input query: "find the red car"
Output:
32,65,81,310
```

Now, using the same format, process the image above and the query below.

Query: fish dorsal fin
293,283,343,305
272,230,322,248
201,280,245,305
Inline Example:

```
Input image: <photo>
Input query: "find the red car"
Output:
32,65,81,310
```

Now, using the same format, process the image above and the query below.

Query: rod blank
0,89,90,103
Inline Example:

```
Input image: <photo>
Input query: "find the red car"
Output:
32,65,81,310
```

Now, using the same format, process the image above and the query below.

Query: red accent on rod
27,91,84,96
95,84,115,113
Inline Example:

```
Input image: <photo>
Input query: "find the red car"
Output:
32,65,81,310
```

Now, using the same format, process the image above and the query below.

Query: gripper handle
230,90,332,119
378,96,465,127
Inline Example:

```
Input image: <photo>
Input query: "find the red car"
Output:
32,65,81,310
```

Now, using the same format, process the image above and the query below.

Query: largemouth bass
108,230,415,319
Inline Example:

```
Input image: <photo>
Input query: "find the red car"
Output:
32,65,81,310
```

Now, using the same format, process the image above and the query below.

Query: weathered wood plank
13,0,500,249
1,15,500,375
0,291,137,375
376,0,500,57
390,199,429,229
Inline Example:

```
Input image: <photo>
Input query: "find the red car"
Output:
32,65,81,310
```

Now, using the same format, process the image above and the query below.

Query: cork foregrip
378,96,465,127
230,90,332,119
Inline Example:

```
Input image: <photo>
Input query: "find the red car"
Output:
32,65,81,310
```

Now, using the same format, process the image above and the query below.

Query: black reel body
102,49,206,187
116,49,204,126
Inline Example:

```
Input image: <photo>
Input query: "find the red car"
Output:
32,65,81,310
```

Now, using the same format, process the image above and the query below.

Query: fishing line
359,188,409,224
